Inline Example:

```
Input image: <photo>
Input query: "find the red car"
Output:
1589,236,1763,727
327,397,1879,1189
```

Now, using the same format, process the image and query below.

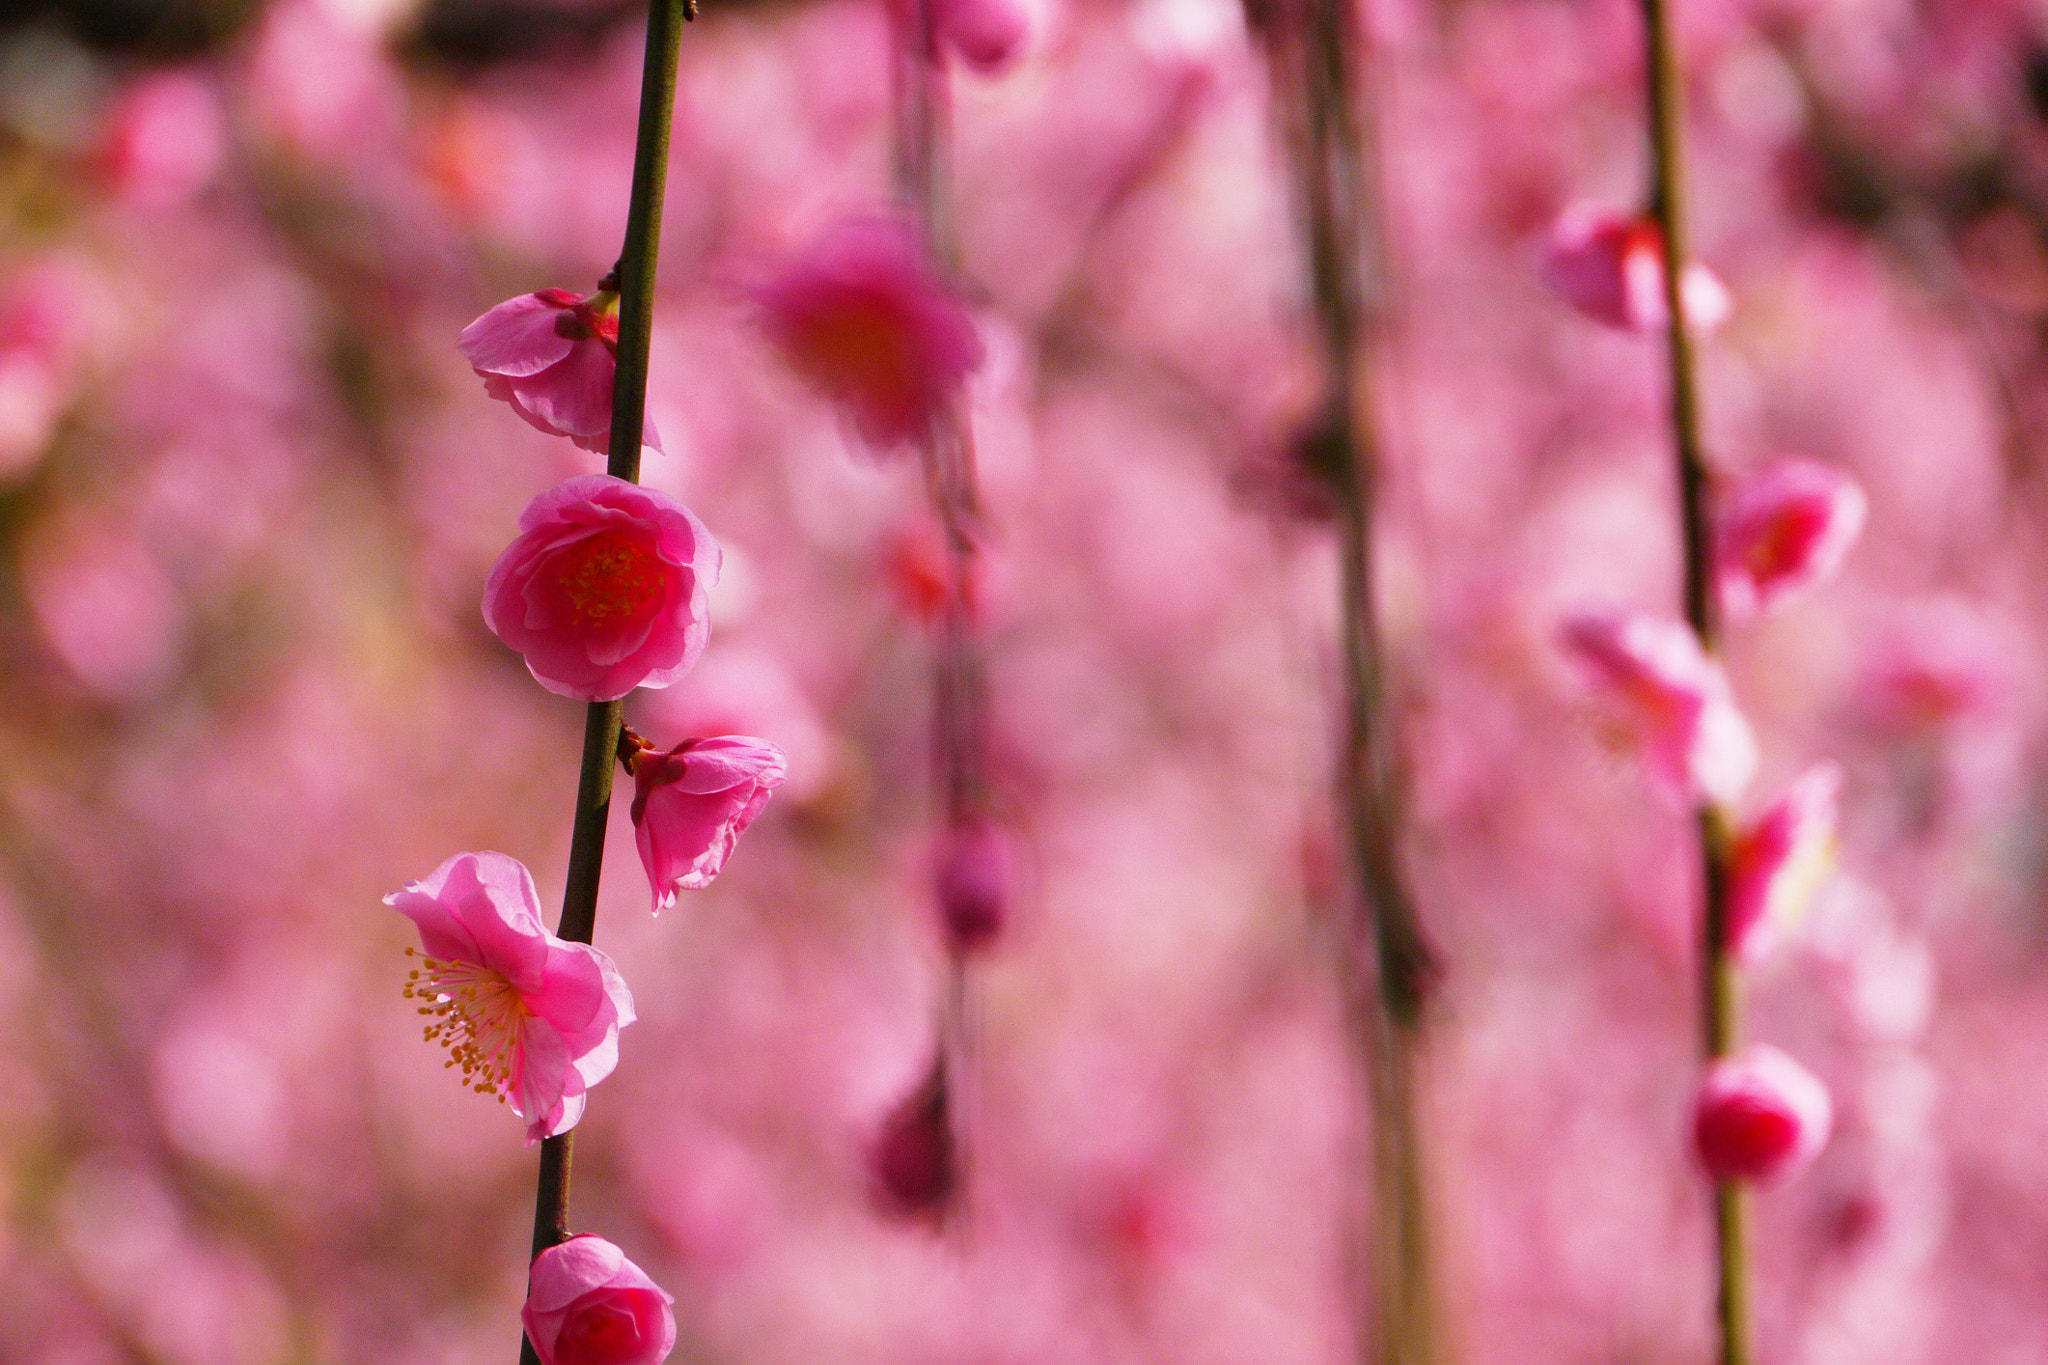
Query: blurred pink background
2,0,2046,1359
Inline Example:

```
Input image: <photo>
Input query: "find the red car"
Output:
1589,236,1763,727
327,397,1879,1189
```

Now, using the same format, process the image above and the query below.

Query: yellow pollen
402,948,530,1100
542,530,666,630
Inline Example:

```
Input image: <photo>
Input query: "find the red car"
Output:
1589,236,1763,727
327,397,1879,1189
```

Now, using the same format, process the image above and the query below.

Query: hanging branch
1272,0,1440,1358
1636,0,1749,1360
518,0,688,1357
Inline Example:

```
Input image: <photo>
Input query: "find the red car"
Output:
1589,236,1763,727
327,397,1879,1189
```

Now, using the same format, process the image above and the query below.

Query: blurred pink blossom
755,215,983,447
94,70,225,210
387,851,635,1143
890,0,1030,71
483,475,720,701
24,520,188,703
1724,762,1841,961
1538,208,1731,334
872,1062,955,1219
1864,596,2010,730
520,1234,676,1365
629,735,788,912
1693,1044,1833,1183
1717,458,1867,620
1559,610,1757,807
460,289,659,454
936,817,1009,950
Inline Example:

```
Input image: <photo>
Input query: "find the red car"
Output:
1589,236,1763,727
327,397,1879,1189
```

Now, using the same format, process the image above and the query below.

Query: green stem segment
1287,0,1438,1360
1637,0,1747,1358
518,1,687,1360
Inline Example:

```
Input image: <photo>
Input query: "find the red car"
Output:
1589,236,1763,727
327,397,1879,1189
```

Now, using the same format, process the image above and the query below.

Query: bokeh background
3,0,2047,1359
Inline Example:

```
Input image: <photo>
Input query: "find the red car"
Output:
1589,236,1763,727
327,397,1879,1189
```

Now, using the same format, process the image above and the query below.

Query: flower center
404,947,528,1100
540,529,668,632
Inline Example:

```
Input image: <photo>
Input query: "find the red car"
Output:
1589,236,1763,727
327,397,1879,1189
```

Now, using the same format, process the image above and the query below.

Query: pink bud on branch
521,1235,677,1365
1724,763,1841,961
461,289,662,454
484,475,720,702
1540,208,1731,335
388,852,636,1144
1717,459,1867,620
1693,1045,1833,1184
627,735,788,912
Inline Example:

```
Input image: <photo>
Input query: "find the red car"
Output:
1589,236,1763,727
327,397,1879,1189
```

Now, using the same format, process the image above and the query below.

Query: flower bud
1725,763,1841,960
873,1061,955,1220
630,736,787,912
1539,208,1731,334
937,819,1008,951
1717,459,1867,620
1694,1045,1832,1184
521,1235,676,1365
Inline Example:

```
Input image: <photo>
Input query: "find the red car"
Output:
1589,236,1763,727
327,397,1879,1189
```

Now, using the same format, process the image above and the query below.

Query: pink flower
1717,459,1867,619
459,289,660,454
630,736,788,912
94,69,225,209
1693,1045,1833,1183
873,1061,955,1220
936,818,1009,951
483,475,720,701
388,852,635,1144
1539,208,1732,334
755,216,984,447
1725,763,1841,961
521,1234,676,1365
1559,610,1758,807
890,0,1028,71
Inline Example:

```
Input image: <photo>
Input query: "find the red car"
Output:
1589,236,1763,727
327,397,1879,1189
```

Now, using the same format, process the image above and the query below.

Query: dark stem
1287,0,1439,1360
1639,0,1746,1356
518,1,686,1360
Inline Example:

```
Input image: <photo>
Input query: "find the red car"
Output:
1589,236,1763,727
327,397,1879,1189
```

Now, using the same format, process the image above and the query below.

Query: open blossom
1718,459,1867,619
755,216,984,447
1539,208,1732,334
484,475,720,701
1725,763,1841,960
459,289,660,454
521,1235,676,1365
1694,1045,1833,1183
388,852,635,1144
630,736,787,912
1559,610,1757,807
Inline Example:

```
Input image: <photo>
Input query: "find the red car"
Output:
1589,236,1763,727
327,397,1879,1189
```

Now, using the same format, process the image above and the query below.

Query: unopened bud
1694,1045,1832,1184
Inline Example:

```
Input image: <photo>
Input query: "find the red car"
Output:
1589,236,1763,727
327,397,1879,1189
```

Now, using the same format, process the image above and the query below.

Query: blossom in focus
1725,763,1841,960
1559,610,1758,807
388,852,635,1144
1717,459,1867,620
630,736,788,912
521,1234,676,1365
1539,209,1732,334
483,475,720,701
755,216,984,447
1693,1045,1833,1183
460,289,660,454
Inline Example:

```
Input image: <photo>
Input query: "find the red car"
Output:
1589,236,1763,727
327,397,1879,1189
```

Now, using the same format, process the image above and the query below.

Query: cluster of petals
1559,609,1757,808
1539,208,1732,334
460,288,660,454
630,735,788,912
890,0,1028,71
1693,1045,1833,1184
1725,763,1842,961
755,215,984,448
1717,458,1867,620
522,1234,676,1365
484,475,720,702
387,852,635,1144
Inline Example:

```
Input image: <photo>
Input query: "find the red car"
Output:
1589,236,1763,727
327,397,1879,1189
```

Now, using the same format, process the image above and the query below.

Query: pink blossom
630,736,788,912
387,852,635,1143
1538,209,1732,334
459,289,660,454
94,70,225,209
936,818,1009,950
483,475,720,701
1724,763,1841,960
873,1061,955,1219
521,1234,676,1365
1717,459,1867,619
1693,1045,1833,1183
1559,610,1757,807
755,216,984,447
890,0,1029,71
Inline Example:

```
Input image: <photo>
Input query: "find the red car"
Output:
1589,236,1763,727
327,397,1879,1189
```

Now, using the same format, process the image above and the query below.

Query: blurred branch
1258,0,1440,1358
1637,0,1747,1361
519,0,685,1360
